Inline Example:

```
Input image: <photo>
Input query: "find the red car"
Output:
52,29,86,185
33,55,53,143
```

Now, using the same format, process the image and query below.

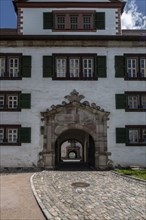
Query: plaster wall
0,46,146,167
22,8,117,35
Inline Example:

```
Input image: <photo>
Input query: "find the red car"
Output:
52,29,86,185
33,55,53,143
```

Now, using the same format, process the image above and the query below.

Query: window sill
125,109,146,112
52,29,96,32
0,143,21,146
125,77,146,81
0,77,22,80
0,108,21,112
52,77,97,81
126,143,146,146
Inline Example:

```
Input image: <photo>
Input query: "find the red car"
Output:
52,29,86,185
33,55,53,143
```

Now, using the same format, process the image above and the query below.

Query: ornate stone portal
39,90,111,170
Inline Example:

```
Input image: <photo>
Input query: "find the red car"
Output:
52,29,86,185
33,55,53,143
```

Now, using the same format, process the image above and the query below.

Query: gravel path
0,173,46,220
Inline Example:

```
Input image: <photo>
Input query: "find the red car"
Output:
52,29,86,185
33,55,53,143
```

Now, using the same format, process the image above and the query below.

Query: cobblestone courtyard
31,171,146,220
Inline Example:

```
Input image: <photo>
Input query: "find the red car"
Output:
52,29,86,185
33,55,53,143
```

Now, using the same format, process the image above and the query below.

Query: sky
0,0,146,29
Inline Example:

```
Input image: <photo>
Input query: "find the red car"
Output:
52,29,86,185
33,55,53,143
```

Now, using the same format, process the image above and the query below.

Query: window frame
125,54,146,80
0,91,21,111
0,53,22,80
53,10,96,32
53,53,97,80
126,125,146,146
125,91,146,112
0,125,21,146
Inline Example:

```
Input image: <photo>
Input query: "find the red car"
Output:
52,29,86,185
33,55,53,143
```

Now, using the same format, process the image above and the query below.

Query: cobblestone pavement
31,171,146,220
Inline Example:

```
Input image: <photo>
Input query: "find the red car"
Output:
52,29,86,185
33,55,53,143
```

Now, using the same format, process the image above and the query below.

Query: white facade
22,8,118,35
0,0,146,168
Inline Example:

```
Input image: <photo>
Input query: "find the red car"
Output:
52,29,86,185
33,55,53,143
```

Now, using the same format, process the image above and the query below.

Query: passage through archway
39,90,111,170
55,129,95,169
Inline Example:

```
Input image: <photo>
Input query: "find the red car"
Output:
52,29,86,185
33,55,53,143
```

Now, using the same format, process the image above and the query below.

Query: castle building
0,0,146,169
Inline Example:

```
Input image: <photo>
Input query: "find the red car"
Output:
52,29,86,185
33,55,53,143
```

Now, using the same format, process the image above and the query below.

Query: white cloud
121,0,146,29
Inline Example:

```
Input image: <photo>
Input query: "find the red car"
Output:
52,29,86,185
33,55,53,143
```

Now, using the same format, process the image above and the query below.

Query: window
7,128,18,143
70,16,78,30
56,58,66,77
54,11,95,31
127,57,146,79
69,58,80,77
83,15,91,30
0,54,31,79
127,93,146,110
0,92,31,111
0,125,31,145
0,129,4,143
43,55,106,79
0,56,20,78
128,127,146,145
54,54,96,79
56,15,65,29
116,92,146,111
115,55,146,80
116,126,146,146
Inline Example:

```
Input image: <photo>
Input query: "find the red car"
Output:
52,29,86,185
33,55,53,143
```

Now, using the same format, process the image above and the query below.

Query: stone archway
55,129,95,168
39,90,111,170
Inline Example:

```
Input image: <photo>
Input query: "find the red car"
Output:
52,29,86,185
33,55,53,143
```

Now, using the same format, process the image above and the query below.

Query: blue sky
0,0,146,29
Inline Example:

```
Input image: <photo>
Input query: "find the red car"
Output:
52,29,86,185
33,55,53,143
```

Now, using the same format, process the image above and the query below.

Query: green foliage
115,169,146,180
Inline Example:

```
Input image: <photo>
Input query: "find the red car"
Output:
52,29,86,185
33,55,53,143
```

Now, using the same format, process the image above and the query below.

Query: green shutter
95,12,105,30
116,128,126,143
22,56,31,77
43,12,53,29
115,94,126,109
97,56,107,77
115,56,125,77
20,93,31,109
43,56,53,77
20,127,31,143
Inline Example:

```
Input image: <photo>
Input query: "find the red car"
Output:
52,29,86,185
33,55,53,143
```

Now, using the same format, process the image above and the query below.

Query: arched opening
61,140,83,162
55,129,95,169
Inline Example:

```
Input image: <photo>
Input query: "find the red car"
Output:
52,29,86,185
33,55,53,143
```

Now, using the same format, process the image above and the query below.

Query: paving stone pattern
32,171,146,220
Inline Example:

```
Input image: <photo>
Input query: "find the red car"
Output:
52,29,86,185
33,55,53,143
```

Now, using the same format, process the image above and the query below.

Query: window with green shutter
116,128,127,143
43,12,53,29
43,56,53,77
97,56,106,77
95,12,105,30
21,56,31,77
115,56,125,77
115,94,126,109
20,127,31,143
20,93,31,109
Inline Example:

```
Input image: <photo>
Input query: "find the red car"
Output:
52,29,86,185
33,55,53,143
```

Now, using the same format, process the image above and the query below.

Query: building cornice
0,34,145,41
0,35,145,48
13,1,126,13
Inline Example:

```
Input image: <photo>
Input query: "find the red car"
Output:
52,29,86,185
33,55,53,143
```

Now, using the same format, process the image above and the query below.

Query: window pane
8,95,18,109
0,129,4,143
141,95,146,109
128,95,139,109
0,95,5,108
70,16,78,29
83,58,94,77
83,16,91,29
0,57,6,77
69,58,80,77
56,58,66,77
127,58,137,78
7,129,18,143
8,57,19,77
140,58,146,77
142,129,146,143
129,129,139,143
57,16,65,29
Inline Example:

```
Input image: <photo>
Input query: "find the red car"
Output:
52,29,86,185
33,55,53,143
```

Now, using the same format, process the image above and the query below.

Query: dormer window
43,11,105,31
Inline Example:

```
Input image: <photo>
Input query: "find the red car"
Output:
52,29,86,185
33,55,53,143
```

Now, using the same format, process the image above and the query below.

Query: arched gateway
39,90,111,170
